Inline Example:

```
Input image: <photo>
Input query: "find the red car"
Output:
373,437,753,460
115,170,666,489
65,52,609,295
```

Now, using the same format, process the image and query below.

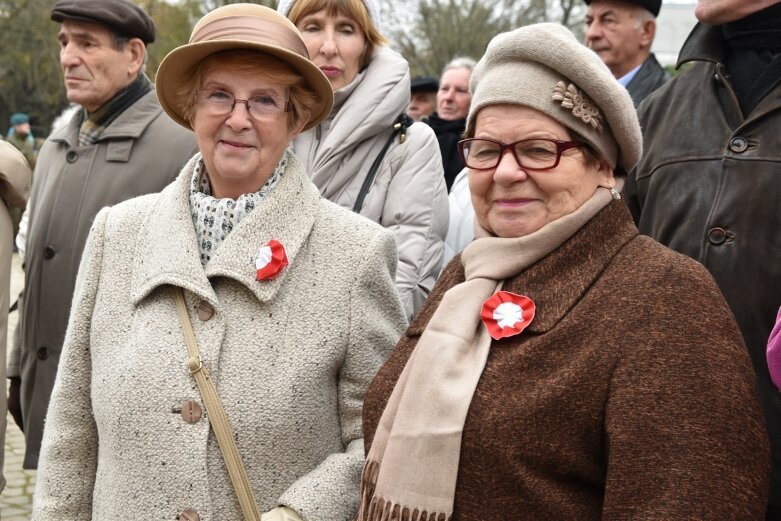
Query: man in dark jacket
6,0,197,469
584,0,669,106
624,1,781,518
425,57,474,192
407,76,438,122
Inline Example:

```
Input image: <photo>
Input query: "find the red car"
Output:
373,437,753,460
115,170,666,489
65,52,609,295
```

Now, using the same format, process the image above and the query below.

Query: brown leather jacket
624,22,781,509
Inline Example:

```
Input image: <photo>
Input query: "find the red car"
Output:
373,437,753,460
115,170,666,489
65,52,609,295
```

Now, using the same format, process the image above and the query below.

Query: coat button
181,400,202,424
729,137,748,153
196,300,214,321
708,227,727,245
66,150,78,163
43,246,56,259
36,347,49,360
179,510,200,521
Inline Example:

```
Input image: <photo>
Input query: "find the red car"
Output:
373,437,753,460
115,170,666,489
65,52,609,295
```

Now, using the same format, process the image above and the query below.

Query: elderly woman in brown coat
359,23,770,520
32,5,406,521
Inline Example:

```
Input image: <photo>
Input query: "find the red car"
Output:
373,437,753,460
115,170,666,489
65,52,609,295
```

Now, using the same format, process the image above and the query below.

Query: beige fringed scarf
358,187,614,520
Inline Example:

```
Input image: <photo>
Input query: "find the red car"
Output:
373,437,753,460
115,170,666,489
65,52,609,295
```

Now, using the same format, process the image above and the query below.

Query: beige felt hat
466,23,642,172
155,3,333,132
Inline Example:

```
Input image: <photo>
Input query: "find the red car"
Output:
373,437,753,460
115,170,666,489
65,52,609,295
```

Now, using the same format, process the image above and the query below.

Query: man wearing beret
7,0,197,469
4,113,42,241
407,76,438,121
584,0,669,106
624,0,781,518
5,113,42,169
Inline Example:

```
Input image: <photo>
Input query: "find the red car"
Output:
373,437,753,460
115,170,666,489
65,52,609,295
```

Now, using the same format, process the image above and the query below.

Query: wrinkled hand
260,506,303,521
7,376,23,431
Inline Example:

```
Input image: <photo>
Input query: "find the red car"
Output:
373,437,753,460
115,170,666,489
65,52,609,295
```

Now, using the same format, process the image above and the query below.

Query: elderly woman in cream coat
279,0,448,318
32,5,405,521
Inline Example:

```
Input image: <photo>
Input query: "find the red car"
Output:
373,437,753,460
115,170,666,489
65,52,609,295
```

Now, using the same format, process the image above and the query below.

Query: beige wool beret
466,23,642,172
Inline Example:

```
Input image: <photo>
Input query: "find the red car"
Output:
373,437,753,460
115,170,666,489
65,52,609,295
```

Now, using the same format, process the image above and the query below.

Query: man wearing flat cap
584,0,669,106
624,1,781,518
407,76,439,121
7,0,197,469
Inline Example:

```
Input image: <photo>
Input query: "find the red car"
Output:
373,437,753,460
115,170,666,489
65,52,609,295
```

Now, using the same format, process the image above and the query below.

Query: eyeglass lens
463,139,568,170
197,89,287,118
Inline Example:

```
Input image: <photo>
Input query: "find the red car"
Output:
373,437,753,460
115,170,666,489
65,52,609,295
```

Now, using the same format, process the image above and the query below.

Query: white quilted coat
292,46,449,318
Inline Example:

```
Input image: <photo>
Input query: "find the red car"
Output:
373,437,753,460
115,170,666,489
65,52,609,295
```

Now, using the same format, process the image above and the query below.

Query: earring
601,184,621,200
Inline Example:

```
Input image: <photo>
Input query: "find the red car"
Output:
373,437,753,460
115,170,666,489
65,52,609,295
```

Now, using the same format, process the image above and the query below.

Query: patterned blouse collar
189,150,288,266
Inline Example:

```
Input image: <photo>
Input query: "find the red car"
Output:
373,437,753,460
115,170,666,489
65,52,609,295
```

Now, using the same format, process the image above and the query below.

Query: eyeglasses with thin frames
458,137,585,171
195,89,291,119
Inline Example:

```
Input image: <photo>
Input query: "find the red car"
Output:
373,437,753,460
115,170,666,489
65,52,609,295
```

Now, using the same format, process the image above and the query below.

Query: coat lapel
131,152,321,307
407,201,639,338
131,154,217,306
204,152,320,303
49,91,164,149
627,55,664,106
98,90,165,140
506,201,638,334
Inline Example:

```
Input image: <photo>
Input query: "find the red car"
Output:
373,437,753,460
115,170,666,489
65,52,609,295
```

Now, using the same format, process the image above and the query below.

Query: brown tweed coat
363,201,770,520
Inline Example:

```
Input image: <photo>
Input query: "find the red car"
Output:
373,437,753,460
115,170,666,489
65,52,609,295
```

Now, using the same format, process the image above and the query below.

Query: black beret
51,0,156,44
584,0,661,17
411,76,439,93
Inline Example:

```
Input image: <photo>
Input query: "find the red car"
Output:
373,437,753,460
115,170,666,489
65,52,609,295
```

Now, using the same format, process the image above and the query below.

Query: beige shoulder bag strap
174,287,262,521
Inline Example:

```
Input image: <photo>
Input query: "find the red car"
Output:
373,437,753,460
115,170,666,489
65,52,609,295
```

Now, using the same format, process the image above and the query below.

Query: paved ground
1,418,35,520
1,254,35,520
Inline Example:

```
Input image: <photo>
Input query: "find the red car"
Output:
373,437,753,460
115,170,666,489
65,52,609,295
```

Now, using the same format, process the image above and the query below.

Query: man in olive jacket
624,1,781,518
7,0,197,469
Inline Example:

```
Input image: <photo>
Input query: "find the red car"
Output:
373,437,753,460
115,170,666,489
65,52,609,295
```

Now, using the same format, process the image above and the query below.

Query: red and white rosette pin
481,291,536,340
255,240,288,281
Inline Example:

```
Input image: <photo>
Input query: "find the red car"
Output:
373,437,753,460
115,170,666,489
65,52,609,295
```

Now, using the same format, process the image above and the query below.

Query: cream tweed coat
32,152,407,521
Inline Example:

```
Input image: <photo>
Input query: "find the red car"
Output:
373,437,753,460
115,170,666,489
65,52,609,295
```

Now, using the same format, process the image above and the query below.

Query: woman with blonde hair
279,0,448,318
32,5,406,520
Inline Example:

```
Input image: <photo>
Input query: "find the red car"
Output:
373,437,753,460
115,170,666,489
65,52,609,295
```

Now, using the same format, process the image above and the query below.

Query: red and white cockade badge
255,240,288,281
481,291,536,340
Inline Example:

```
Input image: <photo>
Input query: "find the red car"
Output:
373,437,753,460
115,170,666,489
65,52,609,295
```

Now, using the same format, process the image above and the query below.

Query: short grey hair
442,56,477,75
111,31,149,73
634,6,656,27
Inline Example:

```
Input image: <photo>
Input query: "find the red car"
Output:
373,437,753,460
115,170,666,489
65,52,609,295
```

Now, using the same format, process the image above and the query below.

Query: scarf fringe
358,460,452,521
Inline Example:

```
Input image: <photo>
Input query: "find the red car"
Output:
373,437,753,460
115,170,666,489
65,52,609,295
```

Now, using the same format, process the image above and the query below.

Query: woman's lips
494,198,535,208
320,66,341,78
220,140,253,150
